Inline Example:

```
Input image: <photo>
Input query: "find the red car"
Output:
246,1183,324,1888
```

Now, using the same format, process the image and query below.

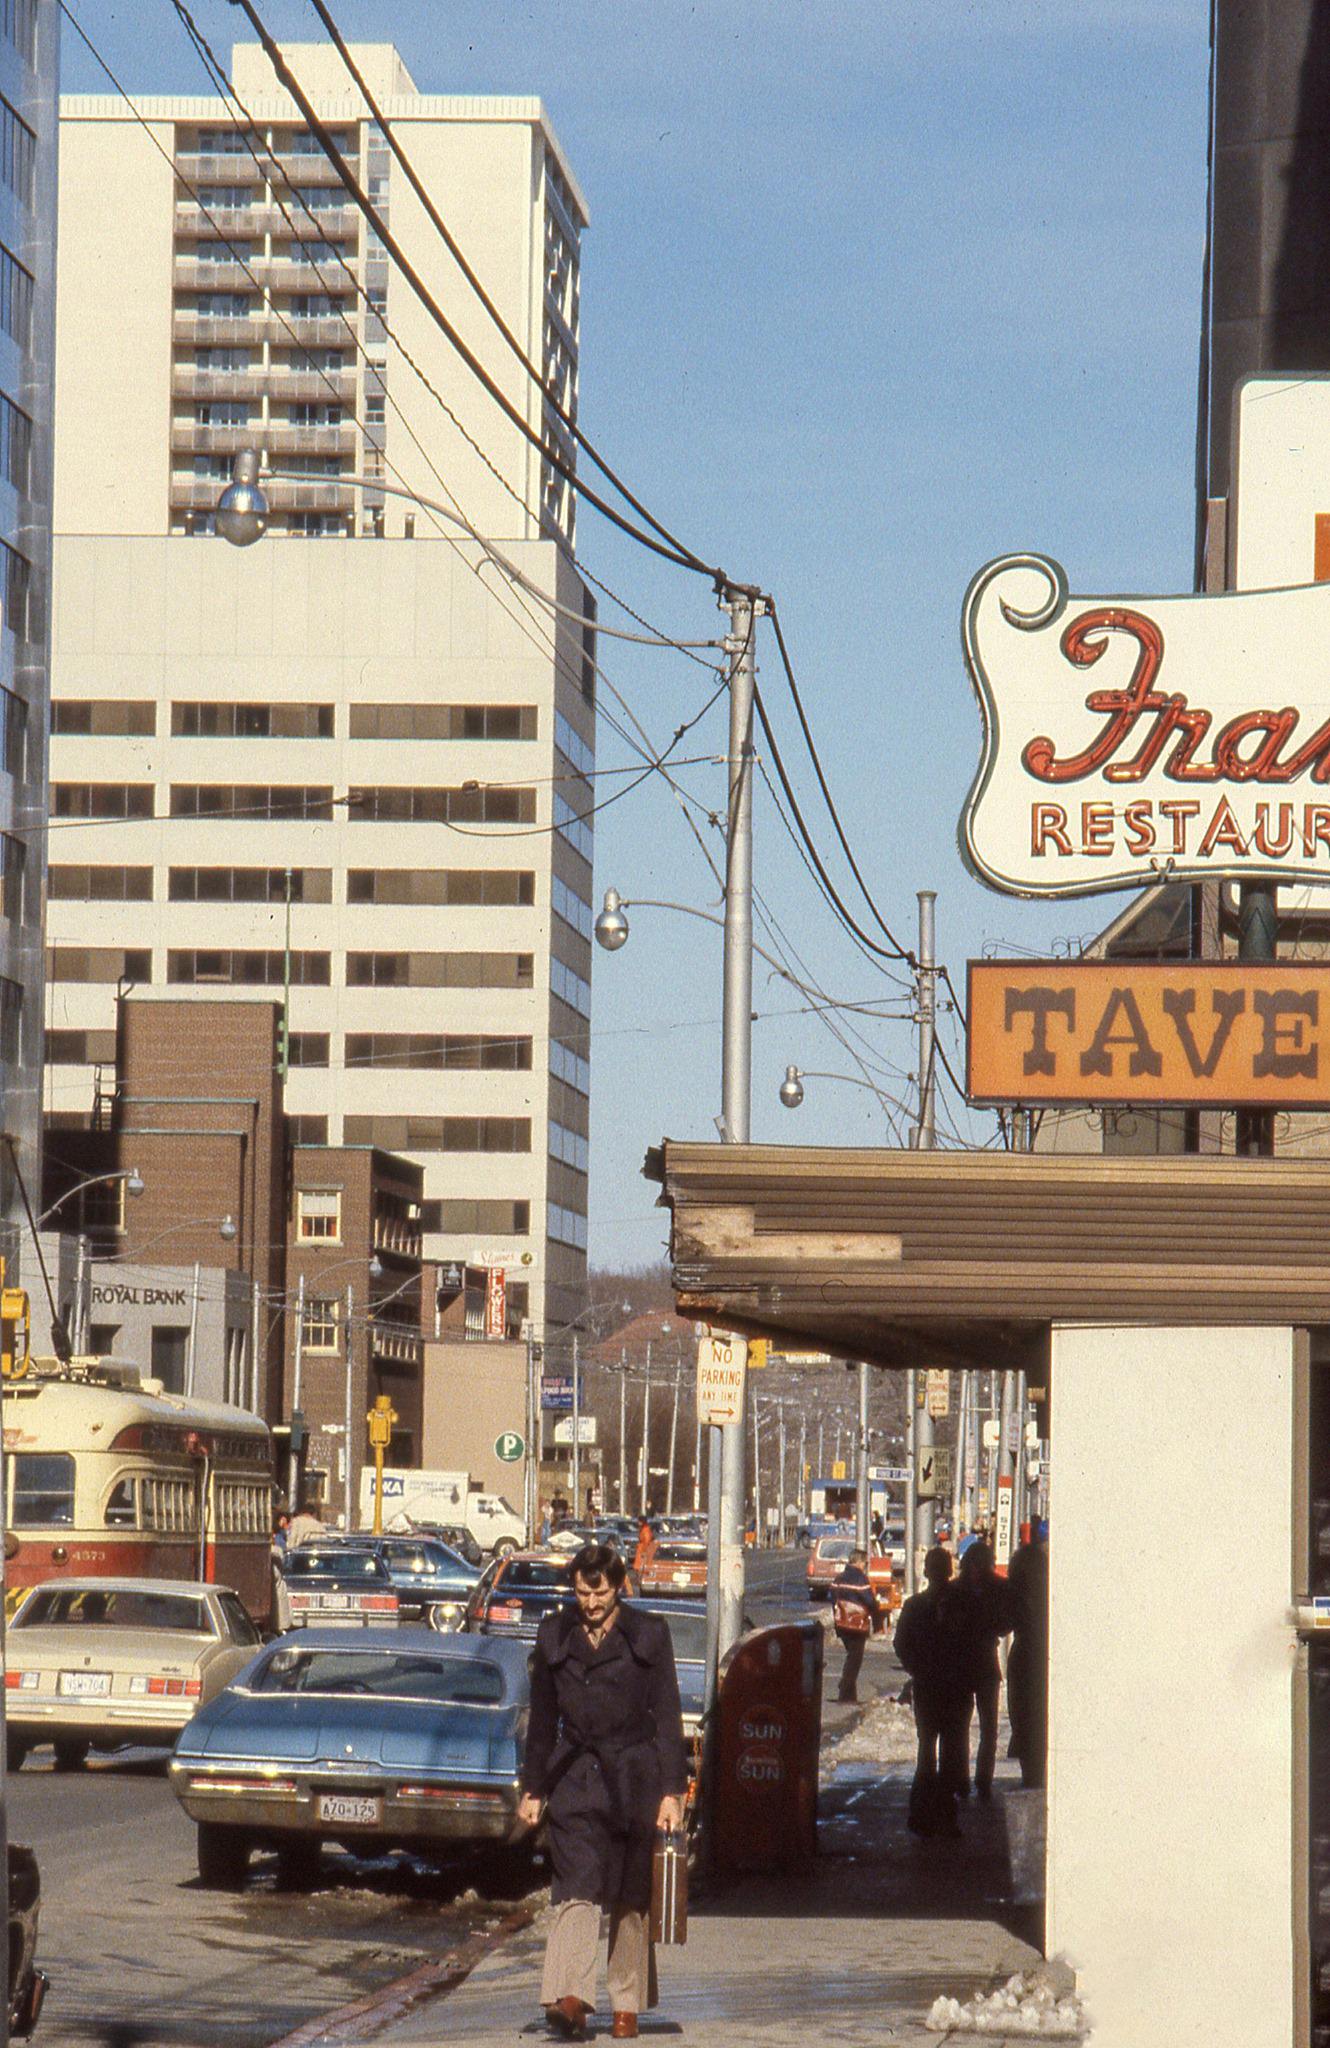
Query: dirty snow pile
823,1695,917,1768
925,1968,1085,2037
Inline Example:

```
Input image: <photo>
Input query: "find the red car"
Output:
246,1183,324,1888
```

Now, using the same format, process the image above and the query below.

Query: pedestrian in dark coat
894,1545,970,1838
1005,1523,1049,1788
520,1542,687,2042
829,1548,885,1703
947,1539,1010,1800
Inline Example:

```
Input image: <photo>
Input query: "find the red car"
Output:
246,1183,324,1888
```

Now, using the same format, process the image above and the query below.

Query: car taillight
398,1785,508,1808
195,1775,297,1794
362,1594,398,1611
129,1675,203,1697
488,1603,523,1624
4,1671,38,1690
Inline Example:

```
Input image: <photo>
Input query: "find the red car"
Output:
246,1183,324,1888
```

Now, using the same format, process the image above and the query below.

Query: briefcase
650,1827,688,1945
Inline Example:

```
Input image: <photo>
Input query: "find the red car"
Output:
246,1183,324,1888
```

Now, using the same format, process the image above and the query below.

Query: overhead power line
219,0,725,582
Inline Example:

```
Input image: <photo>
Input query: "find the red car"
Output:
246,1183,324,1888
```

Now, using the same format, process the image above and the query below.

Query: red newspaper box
713,1620,822,1875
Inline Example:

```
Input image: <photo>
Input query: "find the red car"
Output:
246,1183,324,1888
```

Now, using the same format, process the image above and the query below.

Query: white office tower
0,0,56,1272
47,43,594,1326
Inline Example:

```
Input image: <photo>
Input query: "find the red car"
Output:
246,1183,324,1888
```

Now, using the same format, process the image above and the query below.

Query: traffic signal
367,1394,397,1450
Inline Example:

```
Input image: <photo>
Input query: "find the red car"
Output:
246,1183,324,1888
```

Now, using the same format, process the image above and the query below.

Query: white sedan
6,1577,262,1771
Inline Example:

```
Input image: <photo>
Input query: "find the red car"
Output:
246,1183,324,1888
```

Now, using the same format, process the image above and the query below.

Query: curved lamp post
37,1166,144,1229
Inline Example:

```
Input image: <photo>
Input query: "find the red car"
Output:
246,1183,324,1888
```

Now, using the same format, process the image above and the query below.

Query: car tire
426,1602,457,1632
52,1739,89,1772
197,1822,251,1889
5,1734,27,1773
491,1537,518,1559
274,1838,321,1891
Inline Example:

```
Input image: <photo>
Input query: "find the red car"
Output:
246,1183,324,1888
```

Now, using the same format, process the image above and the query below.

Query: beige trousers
540,1899,654,2014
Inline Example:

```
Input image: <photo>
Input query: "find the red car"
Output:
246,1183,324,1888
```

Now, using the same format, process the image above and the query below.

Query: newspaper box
713,1620,822,1875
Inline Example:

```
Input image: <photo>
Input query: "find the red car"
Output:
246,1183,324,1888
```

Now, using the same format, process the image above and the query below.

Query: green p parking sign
495,1430,525,1462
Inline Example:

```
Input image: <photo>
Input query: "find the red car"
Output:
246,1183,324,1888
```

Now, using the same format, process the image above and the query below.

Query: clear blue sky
66,0,1212,1267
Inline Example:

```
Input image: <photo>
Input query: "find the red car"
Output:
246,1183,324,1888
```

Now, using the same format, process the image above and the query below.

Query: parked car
546,1521,599,1556
465,1552,575,1640
8,1846,47,2037
628,1597,706,1740
410,1521,485,1568
806,1534,898,1609
276,1546,400,1630
339,1535,480,1629
170,1627,535,1890
5,1577,263,1771
637,1539,708,1599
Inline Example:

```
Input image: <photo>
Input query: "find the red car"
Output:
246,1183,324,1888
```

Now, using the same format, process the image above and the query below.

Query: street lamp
36,1166,145,1229
215,450,269,547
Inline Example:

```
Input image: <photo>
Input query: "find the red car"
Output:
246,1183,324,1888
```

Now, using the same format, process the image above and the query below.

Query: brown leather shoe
611,2015,639,2039
545,1997,590,2040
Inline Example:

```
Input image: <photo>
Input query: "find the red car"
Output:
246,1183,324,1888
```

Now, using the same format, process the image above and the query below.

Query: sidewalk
378,1628,1046,2046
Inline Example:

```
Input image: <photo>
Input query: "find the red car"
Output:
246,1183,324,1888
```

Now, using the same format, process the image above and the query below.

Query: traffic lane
11,1748,527,2047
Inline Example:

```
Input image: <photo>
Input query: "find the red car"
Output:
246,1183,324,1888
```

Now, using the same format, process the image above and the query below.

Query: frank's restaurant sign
968,961,1330,1108
961,554,1330,896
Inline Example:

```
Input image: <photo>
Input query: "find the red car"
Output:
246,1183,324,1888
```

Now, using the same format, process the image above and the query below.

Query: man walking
949,1539,1009,1800
519,1542,687,2040
894,1545,969,1838
829,1547,885,1704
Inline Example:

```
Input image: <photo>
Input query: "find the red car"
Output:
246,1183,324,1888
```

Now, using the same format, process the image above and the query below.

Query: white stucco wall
1047,1323,1296,2048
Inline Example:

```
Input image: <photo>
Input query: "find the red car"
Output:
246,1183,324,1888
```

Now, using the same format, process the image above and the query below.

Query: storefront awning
650,1141,1330,1371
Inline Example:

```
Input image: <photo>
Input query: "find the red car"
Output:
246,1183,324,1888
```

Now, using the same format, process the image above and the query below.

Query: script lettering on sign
961,554,1330,896
968,961,1330,1108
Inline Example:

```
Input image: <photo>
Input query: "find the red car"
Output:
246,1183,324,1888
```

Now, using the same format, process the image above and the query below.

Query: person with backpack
829,1546,885,1703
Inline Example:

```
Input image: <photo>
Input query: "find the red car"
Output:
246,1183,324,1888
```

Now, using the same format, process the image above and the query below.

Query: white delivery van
359,1467,524,1557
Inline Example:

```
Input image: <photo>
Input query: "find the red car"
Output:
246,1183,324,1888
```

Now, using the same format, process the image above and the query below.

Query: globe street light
37,1166,145,1229
215,450,269,547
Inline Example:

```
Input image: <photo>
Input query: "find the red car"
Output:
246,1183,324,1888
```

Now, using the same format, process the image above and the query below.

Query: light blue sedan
169,1627,533,1890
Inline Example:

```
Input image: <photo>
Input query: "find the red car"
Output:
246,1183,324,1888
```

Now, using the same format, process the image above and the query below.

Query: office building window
1,539,31,641
48,866,153,903
0,392,31,495
0,974,19,1063
0,831,22,921
168,866,331,904
51,699,156,736
550,1039,590,1096
172,701,334,739
553,791,593,863
297,1189,341,1243
342,1116,531,1153
347,786,535,825
287,1033,330,1068
345,1033,532,1072
168,949,330,986
44,1029,118,1066
193,293,252,320
552,876,592,939
0,684,23,778
346,868,533,907
554,712,593,776
192,129,251,157
170,785,334,820
288,1115,328,1146
423,1198,530,1236
48,947,151,984
551,958,591,1017
52,784,154,821
550,1122,590,1174
0,96,33,206
345,952,533,990
150,1327,188,1395
349,704,537,741
301,1295,339,1352
0,241,32,350
550,1205,589,1251
0,0,36,64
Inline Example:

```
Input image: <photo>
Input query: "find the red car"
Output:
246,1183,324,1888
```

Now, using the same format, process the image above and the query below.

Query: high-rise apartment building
46,43,595,1332
0,0,56,1275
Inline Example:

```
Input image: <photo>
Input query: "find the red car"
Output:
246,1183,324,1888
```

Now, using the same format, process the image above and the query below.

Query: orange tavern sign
961,554,1330,897
968,961,1330,1108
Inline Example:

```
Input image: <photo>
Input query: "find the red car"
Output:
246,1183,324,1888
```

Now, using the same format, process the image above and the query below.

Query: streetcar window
104,1478,138,1527
10,1453,74,1526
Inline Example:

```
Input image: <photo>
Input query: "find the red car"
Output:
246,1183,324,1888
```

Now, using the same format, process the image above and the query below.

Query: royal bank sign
961,553,1330,897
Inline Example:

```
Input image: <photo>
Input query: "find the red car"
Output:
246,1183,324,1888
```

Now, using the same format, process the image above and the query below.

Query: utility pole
905,1372,918,1597
343,1283,354,1532
751,1397,762,1548
666,1361,681,1514
914,890,937,1549
523,1324,536,1543
798,1409,807,1527
571,1333,581,1519
692,1403,702,1513
641,1339,653,1514
777,1400,787,1548
618,1348,627,1510
951,1369,969,1534
855,1362,870,1548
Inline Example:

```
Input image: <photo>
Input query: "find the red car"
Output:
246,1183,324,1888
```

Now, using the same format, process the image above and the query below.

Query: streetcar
1,1359,275,1625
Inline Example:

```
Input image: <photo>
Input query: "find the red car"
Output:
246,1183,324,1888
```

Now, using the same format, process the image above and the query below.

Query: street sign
696,1329,747,1426
982,1419,1000,1448
917,1443,952,1499
541,1374,575,1411
869,1464,910,1483
494,1430,525,1462
925,1369,950,1418
994,1474,1014,1568
552,1416,597,1446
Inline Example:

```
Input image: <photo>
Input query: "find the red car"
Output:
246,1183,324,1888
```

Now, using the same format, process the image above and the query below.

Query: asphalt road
9,1554,812,2048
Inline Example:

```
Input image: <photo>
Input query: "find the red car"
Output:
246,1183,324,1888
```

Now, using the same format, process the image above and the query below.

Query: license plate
317,1793,381,1826
59,1671,110,1697
316,1594,349,1610
672,1571,692,1585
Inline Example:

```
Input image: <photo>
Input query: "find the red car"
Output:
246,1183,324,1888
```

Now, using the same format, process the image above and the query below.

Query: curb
266,1902,538,2048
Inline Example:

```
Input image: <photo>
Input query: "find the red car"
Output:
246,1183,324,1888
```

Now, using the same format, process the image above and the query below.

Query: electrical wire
216,0,725,581
304,0,718,578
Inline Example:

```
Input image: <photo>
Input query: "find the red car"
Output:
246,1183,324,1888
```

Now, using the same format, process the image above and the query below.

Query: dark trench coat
522,1600,689,1910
